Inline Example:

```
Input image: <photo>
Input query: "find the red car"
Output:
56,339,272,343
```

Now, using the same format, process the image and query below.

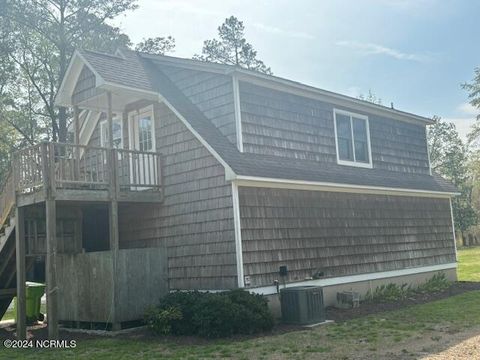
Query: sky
112,0,480,140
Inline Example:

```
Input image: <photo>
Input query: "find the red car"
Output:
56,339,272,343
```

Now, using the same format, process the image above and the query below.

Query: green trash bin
14,282,46,324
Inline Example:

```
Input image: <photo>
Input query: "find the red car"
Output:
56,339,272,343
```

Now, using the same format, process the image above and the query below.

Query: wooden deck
11,142,164,206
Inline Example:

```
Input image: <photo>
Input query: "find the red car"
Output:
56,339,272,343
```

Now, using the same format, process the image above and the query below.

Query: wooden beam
0,288,16,297
109,200,120,330
15,206,26,340
46,198,58,339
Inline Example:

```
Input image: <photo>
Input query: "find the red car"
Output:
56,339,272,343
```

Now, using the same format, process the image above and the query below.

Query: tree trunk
57,2,67,143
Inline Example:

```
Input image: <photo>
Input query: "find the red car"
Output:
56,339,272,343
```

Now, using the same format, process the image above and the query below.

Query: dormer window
333,109,372,168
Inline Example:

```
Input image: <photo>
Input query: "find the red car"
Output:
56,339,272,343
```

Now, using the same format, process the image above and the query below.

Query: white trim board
333,108,373,169
248,263,457,296
233,176,459,198
450,198,458,261
231,182,244,288
232,74,244,152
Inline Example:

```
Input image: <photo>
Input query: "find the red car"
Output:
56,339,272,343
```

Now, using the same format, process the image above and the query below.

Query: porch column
15,205,26,340
106,91,120,330
45,199,58,339
73,105,80,146
43,141,58,339
107,92,113,148
73,105,80,180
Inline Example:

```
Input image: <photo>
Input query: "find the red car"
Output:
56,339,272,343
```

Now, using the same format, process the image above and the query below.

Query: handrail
12,142,163,195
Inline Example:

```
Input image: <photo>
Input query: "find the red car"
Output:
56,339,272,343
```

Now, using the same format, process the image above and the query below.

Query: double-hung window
334,109,372,168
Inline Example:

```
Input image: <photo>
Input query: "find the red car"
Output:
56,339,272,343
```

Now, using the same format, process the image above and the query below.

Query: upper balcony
9,142,163,207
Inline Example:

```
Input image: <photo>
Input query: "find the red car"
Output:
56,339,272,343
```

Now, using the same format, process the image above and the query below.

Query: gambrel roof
56,49,458,195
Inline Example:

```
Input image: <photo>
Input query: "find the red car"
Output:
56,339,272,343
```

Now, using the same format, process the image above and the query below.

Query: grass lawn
457,246,480,281
1,248,478,358
2,290,480,359
1,302,46,322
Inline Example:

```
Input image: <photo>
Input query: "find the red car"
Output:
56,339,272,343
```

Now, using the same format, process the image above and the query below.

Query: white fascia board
234,70,433,126
56,50,108,107
100,82,159,99
55,51,87,107
233,176,459,198
248,263,458,296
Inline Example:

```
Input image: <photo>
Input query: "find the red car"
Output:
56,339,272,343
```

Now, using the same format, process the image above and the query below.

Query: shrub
144,306,182,335
146,290,274,338
156,291,204,335
364,272,451,303
417,273,450,293
365,283,413,303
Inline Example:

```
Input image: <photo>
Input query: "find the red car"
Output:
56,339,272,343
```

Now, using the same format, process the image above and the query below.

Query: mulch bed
1,281,479,342
327,281,480,322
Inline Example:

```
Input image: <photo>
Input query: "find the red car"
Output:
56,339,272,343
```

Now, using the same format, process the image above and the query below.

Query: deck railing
12,142,163,195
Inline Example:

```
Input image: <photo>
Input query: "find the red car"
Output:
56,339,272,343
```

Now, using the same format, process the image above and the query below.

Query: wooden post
107,92,113,149
107,92,120,330
45,199,57,339
73,106,80,181
43,143,58,339
15,205,26,340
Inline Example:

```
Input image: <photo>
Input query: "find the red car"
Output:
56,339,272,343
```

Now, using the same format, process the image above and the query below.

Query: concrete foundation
266,268,457,319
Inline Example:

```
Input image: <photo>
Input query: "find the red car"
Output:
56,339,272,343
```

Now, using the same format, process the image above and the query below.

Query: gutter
231,175,460,198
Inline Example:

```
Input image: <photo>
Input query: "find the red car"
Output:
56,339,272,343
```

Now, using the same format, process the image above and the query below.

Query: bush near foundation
144,289,274,338
365,272,451,303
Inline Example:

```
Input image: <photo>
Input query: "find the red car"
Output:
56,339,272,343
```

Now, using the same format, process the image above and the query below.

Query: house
0,48,458,338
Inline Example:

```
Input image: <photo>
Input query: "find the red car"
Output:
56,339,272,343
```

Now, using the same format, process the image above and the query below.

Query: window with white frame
100,115,123,149
334,109,372,168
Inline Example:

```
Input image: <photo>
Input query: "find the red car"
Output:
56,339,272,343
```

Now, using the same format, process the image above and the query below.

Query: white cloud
253,23,314,40
335,40,432,62
143,0,225,17
442,117,475,142
457,102,478,116
442,102,479,141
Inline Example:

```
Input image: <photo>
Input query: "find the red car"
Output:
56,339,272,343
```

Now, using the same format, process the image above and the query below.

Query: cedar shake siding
86,102,237,290
239,81,430,175
72,66,100,105
119,102,236,290
239,187,456,287
159,64,237,146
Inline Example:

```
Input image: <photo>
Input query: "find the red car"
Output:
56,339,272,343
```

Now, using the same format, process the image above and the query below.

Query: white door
128,106,157,189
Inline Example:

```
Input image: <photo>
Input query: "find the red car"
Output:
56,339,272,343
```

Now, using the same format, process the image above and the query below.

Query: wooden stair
0,169,21,321
0,214,16,319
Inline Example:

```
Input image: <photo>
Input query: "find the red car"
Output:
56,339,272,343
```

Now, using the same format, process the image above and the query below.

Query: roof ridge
80,49,124,60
